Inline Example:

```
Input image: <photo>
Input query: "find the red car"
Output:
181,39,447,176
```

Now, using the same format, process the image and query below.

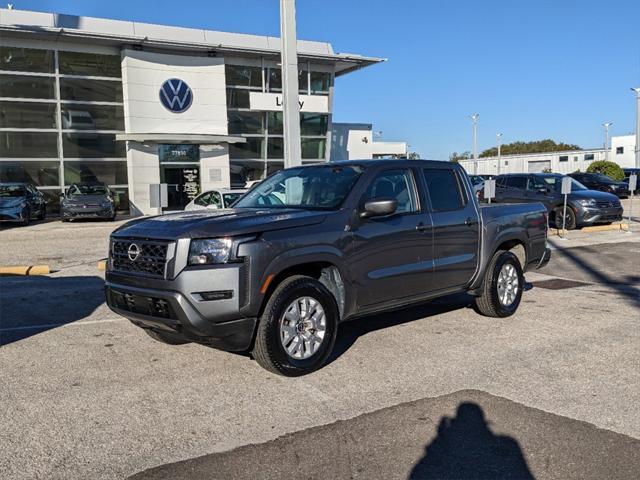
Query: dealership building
0,8,382,214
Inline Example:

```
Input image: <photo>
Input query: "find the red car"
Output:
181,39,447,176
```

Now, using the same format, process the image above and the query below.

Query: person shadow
409,403,535,480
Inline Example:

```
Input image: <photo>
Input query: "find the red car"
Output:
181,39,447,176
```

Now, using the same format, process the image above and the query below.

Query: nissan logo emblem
127,243,141,261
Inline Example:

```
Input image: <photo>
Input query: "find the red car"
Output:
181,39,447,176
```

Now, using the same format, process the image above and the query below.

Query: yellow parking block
581,223,629,233
0,265,50,276
97,260,107,271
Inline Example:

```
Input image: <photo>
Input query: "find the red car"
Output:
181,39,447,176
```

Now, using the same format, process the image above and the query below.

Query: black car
494,173,623,230
622,168,640,194
60,183,116,221
568,172,630,198
0,183,46,226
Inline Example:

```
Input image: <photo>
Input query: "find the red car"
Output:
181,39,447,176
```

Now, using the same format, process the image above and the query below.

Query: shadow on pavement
330,292,474,364
409,403,533,479
0,275,105,346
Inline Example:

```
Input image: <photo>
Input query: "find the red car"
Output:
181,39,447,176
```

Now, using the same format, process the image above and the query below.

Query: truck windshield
234,165,363,210
68,184,109,196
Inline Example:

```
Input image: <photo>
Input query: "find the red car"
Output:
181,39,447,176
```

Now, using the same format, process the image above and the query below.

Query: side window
527,176,547,192
194,192,211,206
209,191,223,208
365,169,418,214
506,176,527,190
424,168,466,212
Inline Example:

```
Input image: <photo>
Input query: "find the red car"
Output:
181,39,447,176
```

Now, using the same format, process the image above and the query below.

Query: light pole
280,0,302,168
469,114,479,174
633,88,640,168
602,122,613,161
496,132,503,175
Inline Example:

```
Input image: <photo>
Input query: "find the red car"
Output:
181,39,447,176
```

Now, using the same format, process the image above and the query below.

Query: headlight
576,199,596,207
188,238,234,265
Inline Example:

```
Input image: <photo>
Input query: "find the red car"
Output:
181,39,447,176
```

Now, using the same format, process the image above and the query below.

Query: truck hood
111,208,329,240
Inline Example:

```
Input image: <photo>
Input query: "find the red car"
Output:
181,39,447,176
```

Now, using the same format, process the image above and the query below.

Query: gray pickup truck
106,160,550,375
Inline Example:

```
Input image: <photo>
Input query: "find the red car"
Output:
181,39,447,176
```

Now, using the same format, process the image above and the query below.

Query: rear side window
505,176,527,190
423,168,466,212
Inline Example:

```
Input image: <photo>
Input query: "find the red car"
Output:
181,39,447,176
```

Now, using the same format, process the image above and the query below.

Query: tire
252,275,339,376
38,207,46,221
553,206,576,230
20,208,30,226
474,250,524,318
144,329,190,345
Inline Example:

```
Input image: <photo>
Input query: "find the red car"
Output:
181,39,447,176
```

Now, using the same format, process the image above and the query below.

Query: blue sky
12,0,640,159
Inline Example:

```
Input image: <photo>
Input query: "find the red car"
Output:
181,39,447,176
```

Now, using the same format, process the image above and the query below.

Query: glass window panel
267,137,284,159
0,132,58,158
301,138,326,159
62,133,125,158
299,69,308,93
0,46,54,73
63,160,128,185
58,51,121,77
0,161,60,186
267,112,283,135
229,137,263,159
266,162,284,177
225,65,262,88
60,104,124,131
110,187,130,213
310,71,331,94
366,169,418,213
0,101,57,128
226,88,250,108
228,111,264,135
268,68,281,92
300,113,328,136
40,188,62,214
0,74,55,99
424,169,466,212
60,78,123,103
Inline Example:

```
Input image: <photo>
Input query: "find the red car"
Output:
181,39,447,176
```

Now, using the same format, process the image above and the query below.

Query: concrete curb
0,265,50,276
549,223,629,236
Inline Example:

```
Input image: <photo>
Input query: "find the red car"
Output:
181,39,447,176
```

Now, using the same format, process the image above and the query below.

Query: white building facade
0,8,381,214
459,135,637,175
330,123,408,160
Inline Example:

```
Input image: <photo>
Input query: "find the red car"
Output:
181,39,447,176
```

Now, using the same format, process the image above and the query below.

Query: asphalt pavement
0,220,639,479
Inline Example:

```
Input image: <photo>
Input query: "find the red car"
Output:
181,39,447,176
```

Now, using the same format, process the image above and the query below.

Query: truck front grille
111,240,169,278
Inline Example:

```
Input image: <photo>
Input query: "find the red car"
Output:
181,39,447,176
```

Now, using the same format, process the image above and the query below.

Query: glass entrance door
158,144,201,211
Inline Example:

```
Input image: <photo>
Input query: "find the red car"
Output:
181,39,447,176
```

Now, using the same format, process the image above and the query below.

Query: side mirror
360,198,398,219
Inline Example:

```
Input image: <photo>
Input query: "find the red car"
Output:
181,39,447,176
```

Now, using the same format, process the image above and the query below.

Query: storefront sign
249,92,329,113
159,78,193,113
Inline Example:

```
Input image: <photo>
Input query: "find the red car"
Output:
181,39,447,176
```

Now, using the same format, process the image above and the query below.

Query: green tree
407,152,420,160
449,151,471,163
586,160,624,181
479,139,581,158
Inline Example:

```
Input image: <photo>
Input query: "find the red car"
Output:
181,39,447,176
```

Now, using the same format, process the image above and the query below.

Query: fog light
197,290,233,301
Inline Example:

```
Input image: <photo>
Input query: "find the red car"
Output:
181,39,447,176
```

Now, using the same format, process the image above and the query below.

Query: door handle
415,222,428,232
464,217,478,226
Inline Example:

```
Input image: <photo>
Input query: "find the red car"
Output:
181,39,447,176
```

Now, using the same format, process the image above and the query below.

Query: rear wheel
20,208,30,226
252,275,338,376
553,206,576,230
474,250,524,318
144,329,190,345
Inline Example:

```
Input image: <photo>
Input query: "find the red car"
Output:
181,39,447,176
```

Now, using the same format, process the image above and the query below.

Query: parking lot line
0,317,125,332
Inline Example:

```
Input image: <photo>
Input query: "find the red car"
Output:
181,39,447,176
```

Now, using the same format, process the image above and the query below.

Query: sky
9,0,640,159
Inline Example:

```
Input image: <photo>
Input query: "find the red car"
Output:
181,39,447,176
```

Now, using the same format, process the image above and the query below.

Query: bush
586,160,624,181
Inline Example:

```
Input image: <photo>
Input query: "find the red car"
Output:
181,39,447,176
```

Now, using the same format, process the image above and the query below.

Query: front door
161,166,200,211
350,168,433,307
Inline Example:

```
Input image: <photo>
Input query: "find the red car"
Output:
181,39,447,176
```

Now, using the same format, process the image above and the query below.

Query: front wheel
474,250,524,318
553,206,576,230
20,208,30,226
252,275,338,376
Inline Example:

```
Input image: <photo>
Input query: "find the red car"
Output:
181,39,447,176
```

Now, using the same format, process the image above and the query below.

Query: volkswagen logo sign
127,243,141,262
159,78,193,113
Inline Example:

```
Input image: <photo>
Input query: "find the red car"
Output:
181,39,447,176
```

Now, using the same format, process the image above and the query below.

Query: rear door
422,167,480,290
351,167,434,306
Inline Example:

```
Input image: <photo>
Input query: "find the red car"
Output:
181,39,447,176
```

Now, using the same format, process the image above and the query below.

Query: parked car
184,188,247,211
0,183,46,226
60,182,116,221
622,168,640,194
568,172,630,198
468,175,485,195
494,173,623,229
105,160,550,375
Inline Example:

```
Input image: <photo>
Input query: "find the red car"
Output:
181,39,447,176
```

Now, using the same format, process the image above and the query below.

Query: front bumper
578,206,624,225
62,205,114,219
0,205,26,222
105,265,256,351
